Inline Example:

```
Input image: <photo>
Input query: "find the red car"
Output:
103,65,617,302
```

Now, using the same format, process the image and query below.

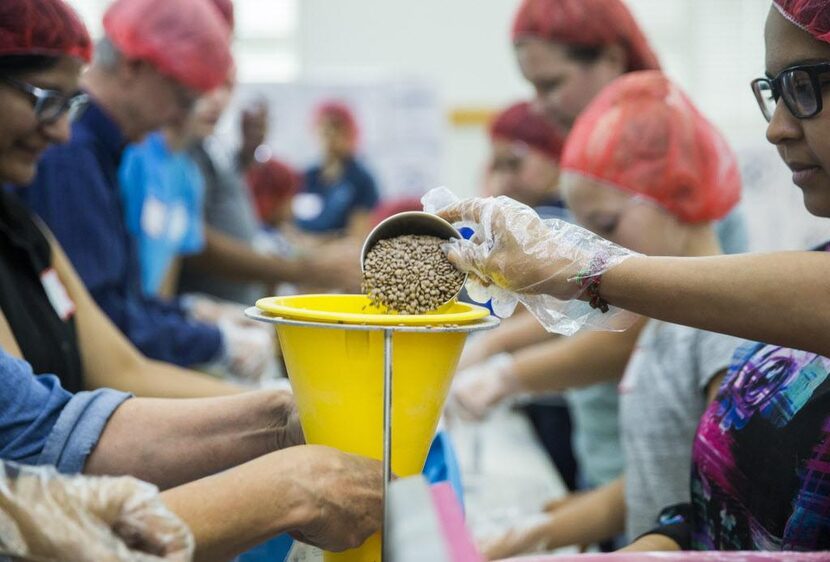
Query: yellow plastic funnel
252,295,495,562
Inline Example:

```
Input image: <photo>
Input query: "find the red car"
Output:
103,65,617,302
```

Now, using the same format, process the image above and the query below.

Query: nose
766,100,803,146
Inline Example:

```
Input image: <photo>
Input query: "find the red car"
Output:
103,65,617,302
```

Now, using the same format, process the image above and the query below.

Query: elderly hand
0,463,192,561
287,446,384,552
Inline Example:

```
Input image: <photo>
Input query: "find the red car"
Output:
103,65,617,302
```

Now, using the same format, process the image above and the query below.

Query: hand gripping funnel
248,295,498,562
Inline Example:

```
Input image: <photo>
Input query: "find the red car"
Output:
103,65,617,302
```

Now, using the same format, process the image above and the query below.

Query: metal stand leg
382,329,393,561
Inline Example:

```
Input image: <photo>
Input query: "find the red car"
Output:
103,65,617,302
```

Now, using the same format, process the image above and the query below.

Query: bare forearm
185,228,302,284
161,449,309,562
126,359,244,398
514,318,645,393
602,253,830,356
85,390,295,489
544,477,626,550
617,534,681,552
484,310,552,355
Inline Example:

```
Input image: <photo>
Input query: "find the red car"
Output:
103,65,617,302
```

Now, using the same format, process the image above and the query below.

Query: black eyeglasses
1,76,89,124
751,62,830,122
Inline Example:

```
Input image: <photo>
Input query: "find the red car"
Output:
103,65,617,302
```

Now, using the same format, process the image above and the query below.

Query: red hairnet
209,0,235,32
315,101,360,145
561,71,740,223
512,0,660,72
246,158,300,223
774,0,830,44
103,0,232,92
0,0,92,62
490,101,566,162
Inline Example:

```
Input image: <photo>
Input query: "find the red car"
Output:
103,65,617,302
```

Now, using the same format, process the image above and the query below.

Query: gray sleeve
695,330,745,391
37,390,132,474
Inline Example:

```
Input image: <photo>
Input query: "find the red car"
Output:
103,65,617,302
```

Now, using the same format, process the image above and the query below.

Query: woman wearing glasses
436,0,830,552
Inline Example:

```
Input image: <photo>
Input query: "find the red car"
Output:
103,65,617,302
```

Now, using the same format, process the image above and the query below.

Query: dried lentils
362,235,465,314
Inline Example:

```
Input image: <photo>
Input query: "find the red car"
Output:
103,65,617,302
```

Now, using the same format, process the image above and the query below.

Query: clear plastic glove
423,187,640,336
286,446,384,552
479,512,555,560
0,462,192,561
448,353,521,421
218,318,276,382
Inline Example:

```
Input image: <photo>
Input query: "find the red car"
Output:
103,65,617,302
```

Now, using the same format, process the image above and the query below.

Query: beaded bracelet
576,257,610,313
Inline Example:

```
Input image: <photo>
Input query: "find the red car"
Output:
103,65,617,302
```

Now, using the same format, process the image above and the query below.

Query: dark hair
0,55,61,78
565,45,604,65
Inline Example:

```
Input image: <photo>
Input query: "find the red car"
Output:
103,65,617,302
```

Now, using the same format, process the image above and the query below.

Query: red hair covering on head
561,71,740,223
512,0,660,72
490,101,566,162
315,101,360,146
774,0,830,44
103,0,232,92
0,0,92,62
246,158,300,223
209,0,235,32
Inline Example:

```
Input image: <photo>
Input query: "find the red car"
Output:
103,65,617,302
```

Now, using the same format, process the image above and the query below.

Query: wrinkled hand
447,353,520,421
0,464,192,561
288,446,384,552
479,512,555,561
269,389,305,449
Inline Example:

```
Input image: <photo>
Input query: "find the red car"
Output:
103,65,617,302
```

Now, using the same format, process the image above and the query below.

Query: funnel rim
254,295,490,326
245,307,500,333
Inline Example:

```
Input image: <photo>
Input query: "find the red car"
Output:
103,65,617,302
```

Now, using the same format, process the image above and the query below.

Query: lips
787,161,822,188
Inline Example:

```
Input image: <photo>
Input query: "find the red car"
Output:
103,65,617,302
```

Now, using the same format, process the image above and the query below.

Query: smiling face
515,38,626,130
0,55,83,185
562,173,690,256
764,6,830,218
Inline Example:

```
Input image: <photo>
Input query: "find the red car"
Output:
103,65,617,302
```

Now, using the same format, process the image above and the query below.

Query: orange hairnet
774,0,830,44
103,0,232,92
314,101,360,147
246,158,300,223
512,0,660,72
0,0,92,62
490,101,566,162
562,71,740,223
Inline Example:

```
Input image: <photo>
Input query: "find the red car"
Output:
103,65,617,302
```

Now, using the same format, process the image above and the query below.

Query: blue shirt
296,157,379,232
0,348,130,474
19,100,222,367
120,133,205,295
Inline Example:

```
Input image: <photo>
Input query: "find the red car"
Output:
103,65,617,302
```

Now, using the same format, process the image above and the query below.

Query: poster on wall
216,77,445,200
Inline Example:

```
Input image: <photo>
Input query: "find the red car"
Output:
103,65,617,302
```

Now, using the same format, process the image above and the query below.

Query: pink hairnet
512,0,660,72
103,0,232,92
561,71,741,223
774,0,830,44
0,0,92,62
315,101,360,146
246,158,299,222
209,0,235,32
490,101,566,162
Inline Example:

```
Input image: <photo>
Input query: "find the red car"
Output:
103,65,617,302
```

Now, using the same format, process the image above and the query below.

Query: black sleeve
636,503,693,550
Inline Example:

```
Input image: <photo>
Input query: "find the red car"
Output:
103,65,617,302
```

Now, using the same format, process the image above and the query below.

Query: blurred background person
293,101,380,237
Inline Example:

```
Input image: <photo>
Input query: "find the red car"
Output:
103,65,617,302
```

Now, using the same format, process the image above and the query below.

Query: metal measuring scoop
360,211,468,308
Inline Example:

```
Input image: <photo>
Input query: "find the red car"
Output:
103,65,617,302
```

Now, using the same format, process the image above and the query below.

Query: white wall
297,0,774,199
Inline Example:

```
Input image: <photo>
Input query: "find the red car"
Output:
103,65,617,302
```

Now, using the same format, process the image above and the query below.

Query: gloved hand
0,463,192,561
448,353,522,421
423,187,639,335
479,512,555,560
218,318,276,383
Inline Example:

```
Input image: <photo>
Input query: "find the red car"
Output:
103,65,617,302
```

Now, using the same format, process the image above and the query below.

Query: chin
0,162,37,187
801,189,830,218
